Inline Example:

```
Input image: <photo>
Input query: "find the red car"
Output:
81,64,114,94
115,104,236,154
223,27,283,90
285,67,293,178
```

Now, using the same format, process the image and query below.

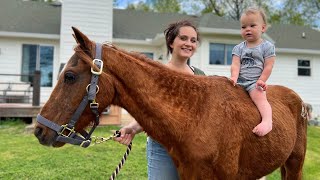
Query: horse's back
268,85,305,121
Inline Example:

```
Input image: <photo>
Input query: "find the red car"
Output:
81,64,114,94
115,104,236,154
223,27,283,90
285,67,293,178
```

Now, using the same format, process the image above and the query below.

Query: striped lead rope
109,142,133,180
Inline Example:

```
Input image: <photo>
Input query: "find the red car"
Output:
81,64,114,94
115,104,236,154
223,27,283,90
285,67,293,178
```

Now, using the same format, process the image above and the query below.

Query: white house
1,0,319,118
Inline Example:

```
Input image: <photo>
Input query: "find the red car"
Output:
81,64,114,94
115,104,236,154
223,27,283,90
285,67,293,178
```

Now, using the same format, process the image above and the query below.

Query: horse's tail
301,102,312,121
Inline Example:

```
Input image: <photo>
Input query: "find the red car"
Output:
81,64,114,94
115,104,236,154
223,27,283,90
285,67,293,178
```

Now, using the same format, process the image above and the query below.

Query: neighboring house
1,0,319,117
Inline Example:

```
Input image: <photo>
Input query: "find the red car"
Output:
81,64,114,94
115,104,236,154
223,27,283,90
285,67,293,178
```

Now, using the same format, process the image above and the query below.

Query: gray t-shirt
232,40,276,81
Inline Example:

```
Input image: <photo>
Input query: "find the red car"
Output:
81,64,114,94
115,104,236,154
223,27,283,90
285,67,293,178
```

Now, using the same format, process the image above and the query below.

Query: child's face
240,13,266,44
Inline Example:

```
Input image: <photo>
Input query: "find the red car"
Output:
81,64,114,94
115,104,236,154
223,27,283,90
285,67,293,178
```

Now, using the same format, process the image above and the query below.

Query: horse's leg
280,166,286,180
282,153,305,180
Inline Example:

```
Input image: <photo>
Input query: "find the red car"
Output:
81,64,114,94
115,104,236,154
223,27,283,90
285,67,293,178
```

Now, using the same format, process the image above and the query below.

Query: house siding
59,0,113,64
0,37,24,78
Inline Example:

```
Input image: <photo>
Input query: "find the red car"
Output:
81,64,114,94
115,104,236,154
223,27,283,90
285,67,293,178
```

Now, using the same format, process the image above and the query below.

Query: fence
0,71,40,106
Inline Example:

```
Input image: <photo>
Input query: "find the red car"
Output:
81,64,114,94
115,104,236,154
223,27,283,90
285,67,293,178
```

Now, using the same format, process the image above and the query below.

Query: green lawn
0,120,319,179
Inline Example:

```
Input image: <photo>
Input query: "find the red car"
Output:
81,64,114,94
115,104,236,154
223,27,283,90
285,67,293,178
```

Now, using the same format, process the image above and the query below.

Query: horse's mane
73,41,167,72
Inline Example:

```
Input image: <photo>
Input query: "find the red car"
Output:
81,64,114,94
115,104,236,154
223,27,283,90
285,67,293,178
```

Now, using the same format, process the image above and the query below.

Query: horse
34,27,307,180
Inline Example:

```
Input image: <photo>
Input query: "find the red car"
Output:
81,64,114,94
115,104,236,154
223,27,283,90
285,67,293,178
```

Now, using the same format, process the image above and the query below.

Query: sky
115,0,147,8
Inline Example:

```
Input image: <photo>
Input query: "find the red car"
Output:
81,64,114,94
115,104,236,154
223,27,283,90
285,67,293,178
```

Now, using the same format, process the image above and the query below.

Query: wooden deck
0,103,41,123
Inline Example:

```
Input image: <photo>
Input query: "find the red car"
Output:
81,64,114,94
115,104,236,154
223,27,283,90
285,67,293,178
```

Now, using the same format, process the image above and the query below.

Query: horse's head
34,27,115,147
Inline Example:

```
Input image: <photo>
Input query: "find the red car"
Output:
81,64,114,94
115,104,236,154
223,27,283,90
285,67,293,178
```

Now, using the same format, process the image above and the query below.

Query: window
297,60,311,76
142,52,154,60
22,44,54,87
209,43,236,65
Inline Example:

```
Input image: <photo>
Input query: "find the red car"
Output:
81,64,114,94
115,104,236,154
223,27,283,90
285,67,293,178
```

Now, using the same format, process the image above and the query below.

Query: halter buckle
91,59,103,75
90,102,99,108
58,124,75,137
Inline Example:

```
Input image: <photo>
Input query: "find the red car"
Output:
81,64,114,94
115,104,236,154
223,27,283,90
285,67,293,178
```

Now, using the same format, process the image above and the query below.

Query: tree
198,0,270,20
195,0,319,28
126,1,151,11
269,0,320,27
122,0,180,13
153,0,181,13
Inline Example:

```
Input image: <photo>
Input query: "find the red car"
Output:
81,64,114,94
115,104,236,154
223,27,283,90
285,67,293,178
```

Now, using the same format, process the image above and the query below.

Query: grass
0,120,147,179
0,120,319,179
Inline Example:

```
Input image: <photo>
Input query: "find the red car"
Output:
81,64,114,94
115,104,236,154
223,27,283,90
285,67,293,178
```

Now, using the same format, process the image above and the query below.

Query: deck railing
0,70,40,106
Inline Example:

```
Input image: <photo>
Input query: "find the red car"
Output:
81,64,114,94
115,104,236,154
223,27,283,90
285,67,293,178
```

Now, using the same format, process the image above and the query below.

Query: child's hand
256,79,267,91
230,77,237,86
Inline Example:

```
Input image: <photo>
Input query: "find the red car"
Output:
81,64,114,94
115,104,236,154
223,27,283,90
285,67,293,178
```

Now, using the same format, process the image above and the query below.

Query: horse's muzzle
34,126,60,147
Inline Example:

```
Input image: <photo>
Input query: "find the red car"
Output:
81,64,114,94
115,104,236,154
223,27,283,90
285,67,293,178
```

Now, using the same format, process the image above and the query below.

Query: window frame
297,59,311,76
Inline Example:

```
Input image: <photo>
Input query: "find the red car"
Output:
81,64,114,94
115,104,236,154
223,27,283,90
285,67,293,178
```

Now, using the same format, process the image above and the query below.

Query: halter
37,43,104,148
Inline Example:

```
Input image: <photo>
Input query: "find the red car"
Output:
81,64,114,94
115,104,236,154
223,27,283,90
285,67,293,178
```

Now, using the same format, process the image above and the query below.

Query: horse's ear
72,34,79,44
71,26,92,51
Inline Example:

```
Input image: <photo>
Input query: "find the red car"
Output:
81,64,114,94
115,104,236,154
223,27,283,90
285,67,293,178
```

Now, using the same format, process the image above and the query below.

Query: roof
113,9,198,40
0,0,61,34
268,24,320,50
197,13,239,29
1,0,319,51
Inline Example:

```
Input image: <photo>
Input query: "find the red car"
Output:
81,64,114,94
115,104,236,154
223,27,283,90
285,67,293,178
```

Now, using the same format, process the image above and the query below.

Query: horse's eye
64,71,76,84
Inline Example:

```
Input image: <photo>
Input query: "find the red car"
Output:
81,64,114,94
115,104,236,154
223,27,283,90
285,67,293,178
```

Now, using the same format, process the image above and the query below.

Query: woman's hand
114,127,137,145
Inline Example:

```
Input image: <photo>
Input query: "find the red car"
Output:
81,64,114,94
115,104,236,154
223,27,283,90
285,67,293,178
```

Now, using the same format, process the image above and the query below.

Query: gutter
276,48,320,55
0,31,60,40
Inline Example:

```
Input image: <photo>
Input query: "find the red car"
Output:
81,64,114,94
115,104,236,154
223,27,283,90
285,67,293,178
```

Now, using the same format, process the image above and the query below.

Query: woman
114,20,205,180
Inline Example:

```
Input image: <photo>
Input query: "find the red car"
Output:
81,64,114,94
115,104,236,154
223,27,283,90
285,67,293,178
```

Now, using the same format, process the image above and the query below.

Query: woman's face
170,26,198,60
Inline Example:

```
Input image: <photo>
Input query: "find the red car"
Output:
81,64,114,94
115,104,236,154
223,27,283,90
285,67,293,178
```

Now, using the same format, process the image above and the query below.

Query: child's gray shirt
232,40,276,81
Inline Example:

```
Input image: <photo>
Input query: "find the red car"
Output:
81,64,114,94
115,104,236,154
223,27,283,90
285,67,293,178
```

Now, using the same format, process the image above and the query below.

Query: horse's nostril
34,127,43,138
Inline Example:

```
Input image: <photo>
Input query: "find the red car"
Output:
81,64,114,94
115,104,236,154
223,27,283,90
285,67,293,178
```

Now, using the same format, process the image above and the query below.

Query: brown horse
34,27,307,179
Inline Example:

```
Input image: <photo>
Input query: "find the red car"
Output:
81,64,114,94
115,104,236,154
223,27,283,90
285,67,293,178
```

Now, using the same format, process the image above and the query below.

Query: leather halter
37,43,104,148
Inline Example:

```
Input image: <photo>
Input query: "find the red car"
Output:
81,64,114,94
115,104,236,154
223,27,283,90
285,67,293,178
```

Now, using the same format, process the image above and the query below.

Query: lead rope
91,131,132,180
110,141,132,180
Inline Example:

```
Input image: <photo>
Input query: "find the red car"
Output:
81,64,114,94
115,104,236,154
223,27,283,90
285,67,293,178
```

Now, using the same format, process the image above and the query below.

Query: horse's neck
105,48,193,144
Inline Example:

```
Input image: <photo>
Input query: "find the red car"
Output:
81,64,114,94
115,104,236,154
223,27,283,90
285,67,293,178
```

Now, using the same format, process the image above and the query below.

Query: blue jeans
147,137,179,180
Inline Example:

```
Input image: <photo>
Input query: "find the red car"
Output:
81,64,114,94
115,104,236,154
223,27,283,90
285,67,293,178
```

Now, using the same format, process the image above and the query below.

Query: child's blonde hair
242,7,268,25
